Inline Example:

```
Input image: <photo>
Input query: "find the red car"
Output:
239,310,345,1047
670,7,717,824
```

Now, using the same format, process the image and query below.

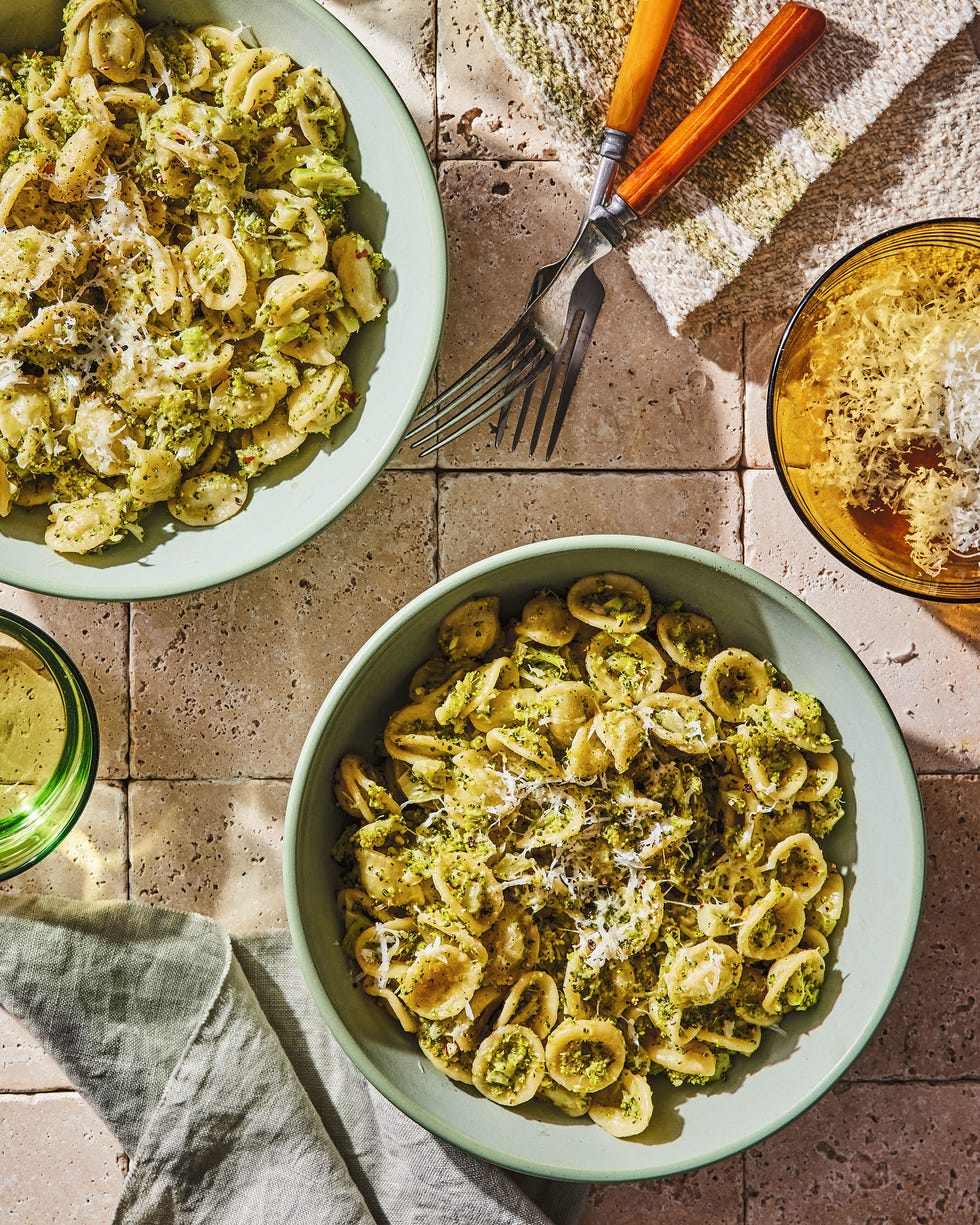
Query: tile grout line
126,600,133,902
431,0,441,170
738,319,748,563
113,769,980,784
739,319,749,471
431,0,443,590
434,466,442,583
430,465,745,476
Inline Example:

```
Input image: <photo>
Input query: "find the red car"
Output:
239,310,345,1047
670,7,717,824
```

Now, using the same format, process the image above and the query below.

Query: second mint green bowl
285,535,924,1181
0,0,446,602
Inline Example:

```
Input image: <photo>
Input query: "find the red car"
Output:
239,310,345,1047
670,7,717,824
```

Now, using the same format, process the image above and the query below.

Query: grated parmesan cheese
802,245,980,576
332,582,847,1135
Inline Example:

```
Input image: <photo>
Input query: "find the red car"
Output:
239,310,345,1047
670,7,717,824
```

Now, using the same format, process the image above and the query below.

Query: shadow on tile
681,29,980,349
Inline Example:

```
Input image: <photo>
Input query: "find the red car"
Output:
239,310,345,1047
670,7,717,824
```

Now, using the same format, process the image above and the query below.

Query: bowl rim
284,534,925,1181
0,0,448,602
766,215,980,603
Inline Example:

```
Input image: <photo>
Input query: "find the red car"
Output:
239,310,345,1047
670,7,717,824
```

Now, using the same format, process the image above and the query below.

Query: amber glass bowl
768,218,980,602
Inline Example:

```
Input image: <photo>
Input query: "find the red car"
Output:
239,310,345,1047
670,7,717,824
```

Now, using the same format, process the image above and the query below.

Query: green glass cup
0,610,99,881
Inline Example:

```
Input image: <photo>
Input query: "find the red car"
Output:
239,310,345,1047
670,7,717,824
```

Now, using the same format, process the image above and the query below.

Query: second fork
498,0,683,458
408,2,827,457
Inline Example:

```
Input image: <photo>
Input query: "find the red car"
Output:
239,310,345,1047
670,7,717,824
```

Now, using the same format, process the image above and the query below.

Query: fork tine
493,361,536,447
539,302,597,459
506,275,571,451
406,321,531,438
494,381,525,448
412,342,550,455
525,267,603,457
515,343,562,452
495,265,553,447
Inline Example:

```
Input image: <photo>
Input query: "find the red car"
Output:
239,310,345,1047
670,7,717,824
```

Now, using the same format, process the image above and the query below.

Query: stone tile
585,1158,743,1225
0,1013,70,1093
845,775,979,1081
744,468,980,773
329,0,437,154
129,780,289,935
130,472,437,780
0,592,129,780
0,783,127,903
0,784,127,1095
387,384,438,470
434,160,742,470
0,1092,126,1224
744,316,792,469
437,0,557,159
437,471,743,577
745,1082,980,1223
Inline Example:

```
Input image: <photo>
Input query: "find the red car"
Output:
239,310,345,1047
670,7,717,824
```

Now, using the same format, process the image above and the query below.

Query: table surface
3,3,980,1222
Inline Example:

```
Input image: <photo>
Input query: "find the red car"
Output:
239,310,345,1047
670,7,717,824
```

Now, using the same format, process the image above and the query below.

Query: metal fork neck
587,129,632,212
588,193,638,250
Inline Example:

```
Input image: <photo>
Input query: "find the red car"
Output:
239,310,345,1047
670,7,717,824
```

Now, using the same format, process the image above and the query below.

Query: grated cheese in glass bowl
768,218,980,602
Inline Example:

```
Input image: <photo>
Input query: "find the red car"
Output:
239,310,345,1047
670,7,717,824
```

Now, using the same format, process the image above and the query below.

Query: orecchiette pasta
332,576,847,1139
0,3,386,555
587,1069,653,1138
472,1025,545,1105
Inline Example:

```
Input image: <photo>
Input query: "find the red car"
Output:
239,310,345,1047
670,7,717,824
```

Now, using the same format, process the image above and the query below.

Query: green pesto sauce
558,1039,615,1087
484,1030,536,1086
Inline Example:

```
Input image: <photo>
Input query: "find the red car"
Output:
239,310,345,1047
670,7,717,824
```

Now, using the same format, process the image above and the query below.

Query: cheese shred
802,245,980,576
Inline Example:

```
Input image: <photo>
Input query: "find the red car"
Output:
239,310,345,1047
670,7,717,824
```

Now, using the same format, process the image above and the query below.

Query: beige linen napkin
0,895,586,1225
478,0,978,332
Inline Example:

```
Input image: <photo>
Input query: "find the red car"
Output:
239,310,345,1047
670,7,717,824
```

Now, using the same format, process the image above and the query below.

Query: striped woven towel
479,0,978,332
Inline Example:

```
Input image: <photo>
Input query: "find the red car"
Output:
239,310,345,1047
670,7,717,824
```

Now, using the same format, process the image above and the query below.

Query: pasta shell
700,648,771,721
566,573,653,634
544,1018,626,1093
655,611,721,671
472,1024,545,1106
764,832,828,902
588,1070,654,1137
737,883,806,961
398,941,483,1021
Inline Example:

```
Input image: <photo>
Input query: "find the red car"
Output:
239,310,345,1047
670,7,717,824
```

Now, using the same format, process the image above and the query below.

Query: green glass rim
767,215,980,603
0,609,99,880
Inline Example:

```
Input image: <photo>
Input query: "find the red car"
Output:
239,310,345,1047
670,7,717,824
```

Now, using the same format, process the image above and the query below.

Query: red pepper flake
339,391,359,407
355,248,370,260
42,161,55,175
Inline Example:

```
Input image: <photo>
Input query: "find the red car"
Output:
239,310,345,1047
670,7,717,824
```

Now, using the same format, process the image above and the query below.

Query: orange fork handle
615,1,826,217
605,0,683,135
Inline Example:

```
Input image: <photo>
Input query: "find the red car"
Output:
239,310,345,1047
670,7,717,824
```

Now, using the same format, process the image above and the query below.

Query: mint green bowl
284,536,924,1181
0,0,446,601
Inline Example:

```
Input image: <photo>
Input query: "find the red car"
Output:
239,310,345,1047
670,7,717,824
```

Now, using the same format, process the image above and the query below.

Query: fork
408,1,827,457
498,0,683,457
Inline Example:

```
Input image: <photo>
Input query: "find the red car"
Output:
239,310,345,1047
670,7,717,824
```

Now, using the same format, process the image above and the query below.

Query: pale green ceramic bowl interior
285,535,924,1182
0,0,446,601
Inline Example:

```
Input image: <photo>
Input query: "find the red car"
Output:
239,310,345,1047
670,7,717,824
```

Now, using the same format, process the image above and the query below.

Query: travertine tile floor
2,2,980,1221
